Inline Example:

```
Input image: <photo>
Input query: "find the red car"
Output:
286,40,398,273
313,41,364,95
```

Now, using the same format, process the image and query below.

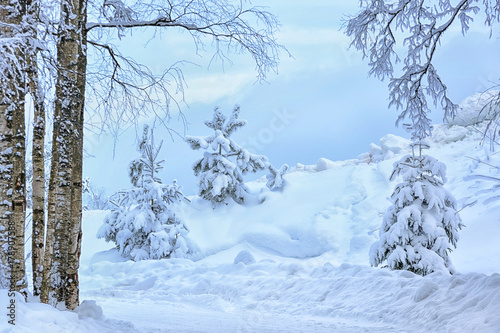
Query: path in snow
85,295,403,333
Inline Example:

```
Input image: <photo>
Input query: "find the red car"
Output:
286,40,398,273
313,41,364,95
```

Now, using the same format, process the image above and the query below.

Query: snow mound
448,91,500,126
0,290,139,333
315,157,336,171
412,280,440,302
80,258,500,333
75,300,104,320
359,134,411,163
293,158,358,173
429,124,470,144
233,250,256,265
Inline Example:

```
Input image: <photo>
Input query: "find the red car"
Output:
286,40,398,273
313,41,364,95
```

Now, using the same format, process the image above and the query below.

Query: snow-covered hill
2,95,500,332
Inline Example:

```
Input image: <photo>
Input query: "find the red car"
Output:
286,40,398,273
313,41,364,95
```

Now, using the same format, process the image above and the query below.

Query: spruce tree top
186,106,248,151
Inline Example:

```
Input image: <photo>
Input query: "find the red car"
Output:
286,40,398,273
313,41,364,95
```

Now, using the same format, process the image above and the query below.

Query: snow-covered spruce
98,125,197,261
98,181,196,261
266,163,288,190
186,105,287,206
370,148,463,276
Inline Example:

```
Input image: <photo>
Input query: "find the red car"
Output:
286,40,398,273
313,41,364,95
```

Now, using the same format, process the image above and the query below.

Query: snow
2,118,500,332
447,91,499,126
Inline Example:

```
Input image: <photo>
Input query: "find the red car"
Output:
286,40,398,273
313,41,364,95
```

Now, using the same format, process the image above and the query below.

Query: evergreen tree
370,143,463,276
128,124,162,188
186,106,277,206
98,126,196,261
82,178,109,210
266,164,289,190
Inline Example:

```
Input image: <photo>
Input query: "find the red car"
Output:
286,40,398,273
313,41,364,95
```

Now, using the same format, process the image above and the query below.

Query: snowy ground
2,99,500,332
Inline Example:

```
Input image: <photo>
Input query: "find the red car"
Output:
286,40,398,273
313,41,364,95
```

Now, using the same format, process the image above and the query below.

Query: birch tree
41,0,86,308
345,0,500,141
0,0,28,295
27,0,48,298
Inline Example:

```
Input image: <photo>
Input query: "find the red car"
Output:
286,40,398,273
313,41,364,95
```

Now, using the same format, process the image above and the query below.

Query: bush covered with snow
370,146,463,276
98,125,197,261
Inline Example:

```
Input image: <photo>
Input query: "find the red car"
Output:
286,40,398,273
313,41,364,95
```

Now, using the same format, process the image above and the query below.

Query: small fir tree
370,142,463,276
82,177,109,210
266,164,289,190
98,125,196,260
186,105,285,206
128,124,163,187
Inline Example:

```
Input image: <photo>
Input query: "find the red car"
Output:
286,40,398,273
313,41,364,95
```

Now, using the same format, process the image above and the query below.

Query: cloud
182,72,256,105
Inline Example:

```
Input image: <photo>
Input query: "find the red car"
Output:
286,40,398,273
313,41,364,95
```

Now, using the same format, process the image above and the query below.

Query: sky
83,1,500,196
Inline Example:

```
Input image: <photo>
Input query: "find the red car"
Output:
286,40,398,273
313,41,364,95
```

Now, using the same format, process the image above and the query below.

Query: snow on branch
85,39,188,140
86,0,289,81
344,0,499,140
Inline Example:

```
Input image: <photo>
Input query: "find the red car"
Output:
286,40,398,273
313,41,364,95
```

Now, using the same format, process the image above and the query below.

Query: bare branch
85,38,189,141
86,0,289,82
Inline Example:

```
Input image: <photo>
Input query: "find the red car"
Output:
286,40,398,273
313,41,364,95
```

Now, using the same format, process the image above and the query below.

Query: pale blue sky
84,1,500,196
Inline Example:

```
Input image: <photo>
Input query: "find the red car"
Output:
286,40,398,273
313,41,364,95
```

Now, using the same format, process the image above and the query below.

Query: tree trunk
40,128,58,304
42,0,87,308
27,0,46,296
11,92,28,296
29,51,46,298
0,0,28,295
0,104,12,289
65,0,87,310
66,108,83,309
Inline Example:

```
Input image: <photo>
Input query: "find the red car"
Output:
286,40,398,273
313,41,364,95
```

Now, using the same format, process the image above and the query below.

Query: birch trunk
48,77,75,305
26,0,46,296
43,0,86,307
66,98,84,310
0,0,27,294
11,92,28,296
0,104,12,289
65,0,87,310
40,124,58,304
29,50,46,297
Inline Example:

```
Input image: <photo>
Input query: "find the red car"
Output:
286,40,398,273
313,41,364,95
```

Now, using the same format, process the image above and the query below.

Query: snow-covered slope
2,105,500,332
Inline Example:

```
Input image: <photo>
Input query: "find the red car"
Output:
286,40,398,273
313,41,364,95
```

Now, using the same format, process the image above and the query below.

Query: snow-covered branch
86,0,288,82
86,17,196,31
345,0,499,140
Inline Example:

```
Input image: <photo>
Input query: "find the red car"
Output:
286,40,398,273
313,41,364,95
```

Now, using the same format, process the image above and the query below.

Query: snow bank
182,161,390,263
447,91,499,126
80,256,500,332
0,290,139,333
358,134,411,163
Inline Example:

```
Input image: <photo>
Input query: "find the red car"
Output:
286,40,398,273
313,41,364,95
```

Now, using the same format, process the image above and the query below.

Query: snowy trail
83,294,405,333
79,252,422,333
79,253,500,333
